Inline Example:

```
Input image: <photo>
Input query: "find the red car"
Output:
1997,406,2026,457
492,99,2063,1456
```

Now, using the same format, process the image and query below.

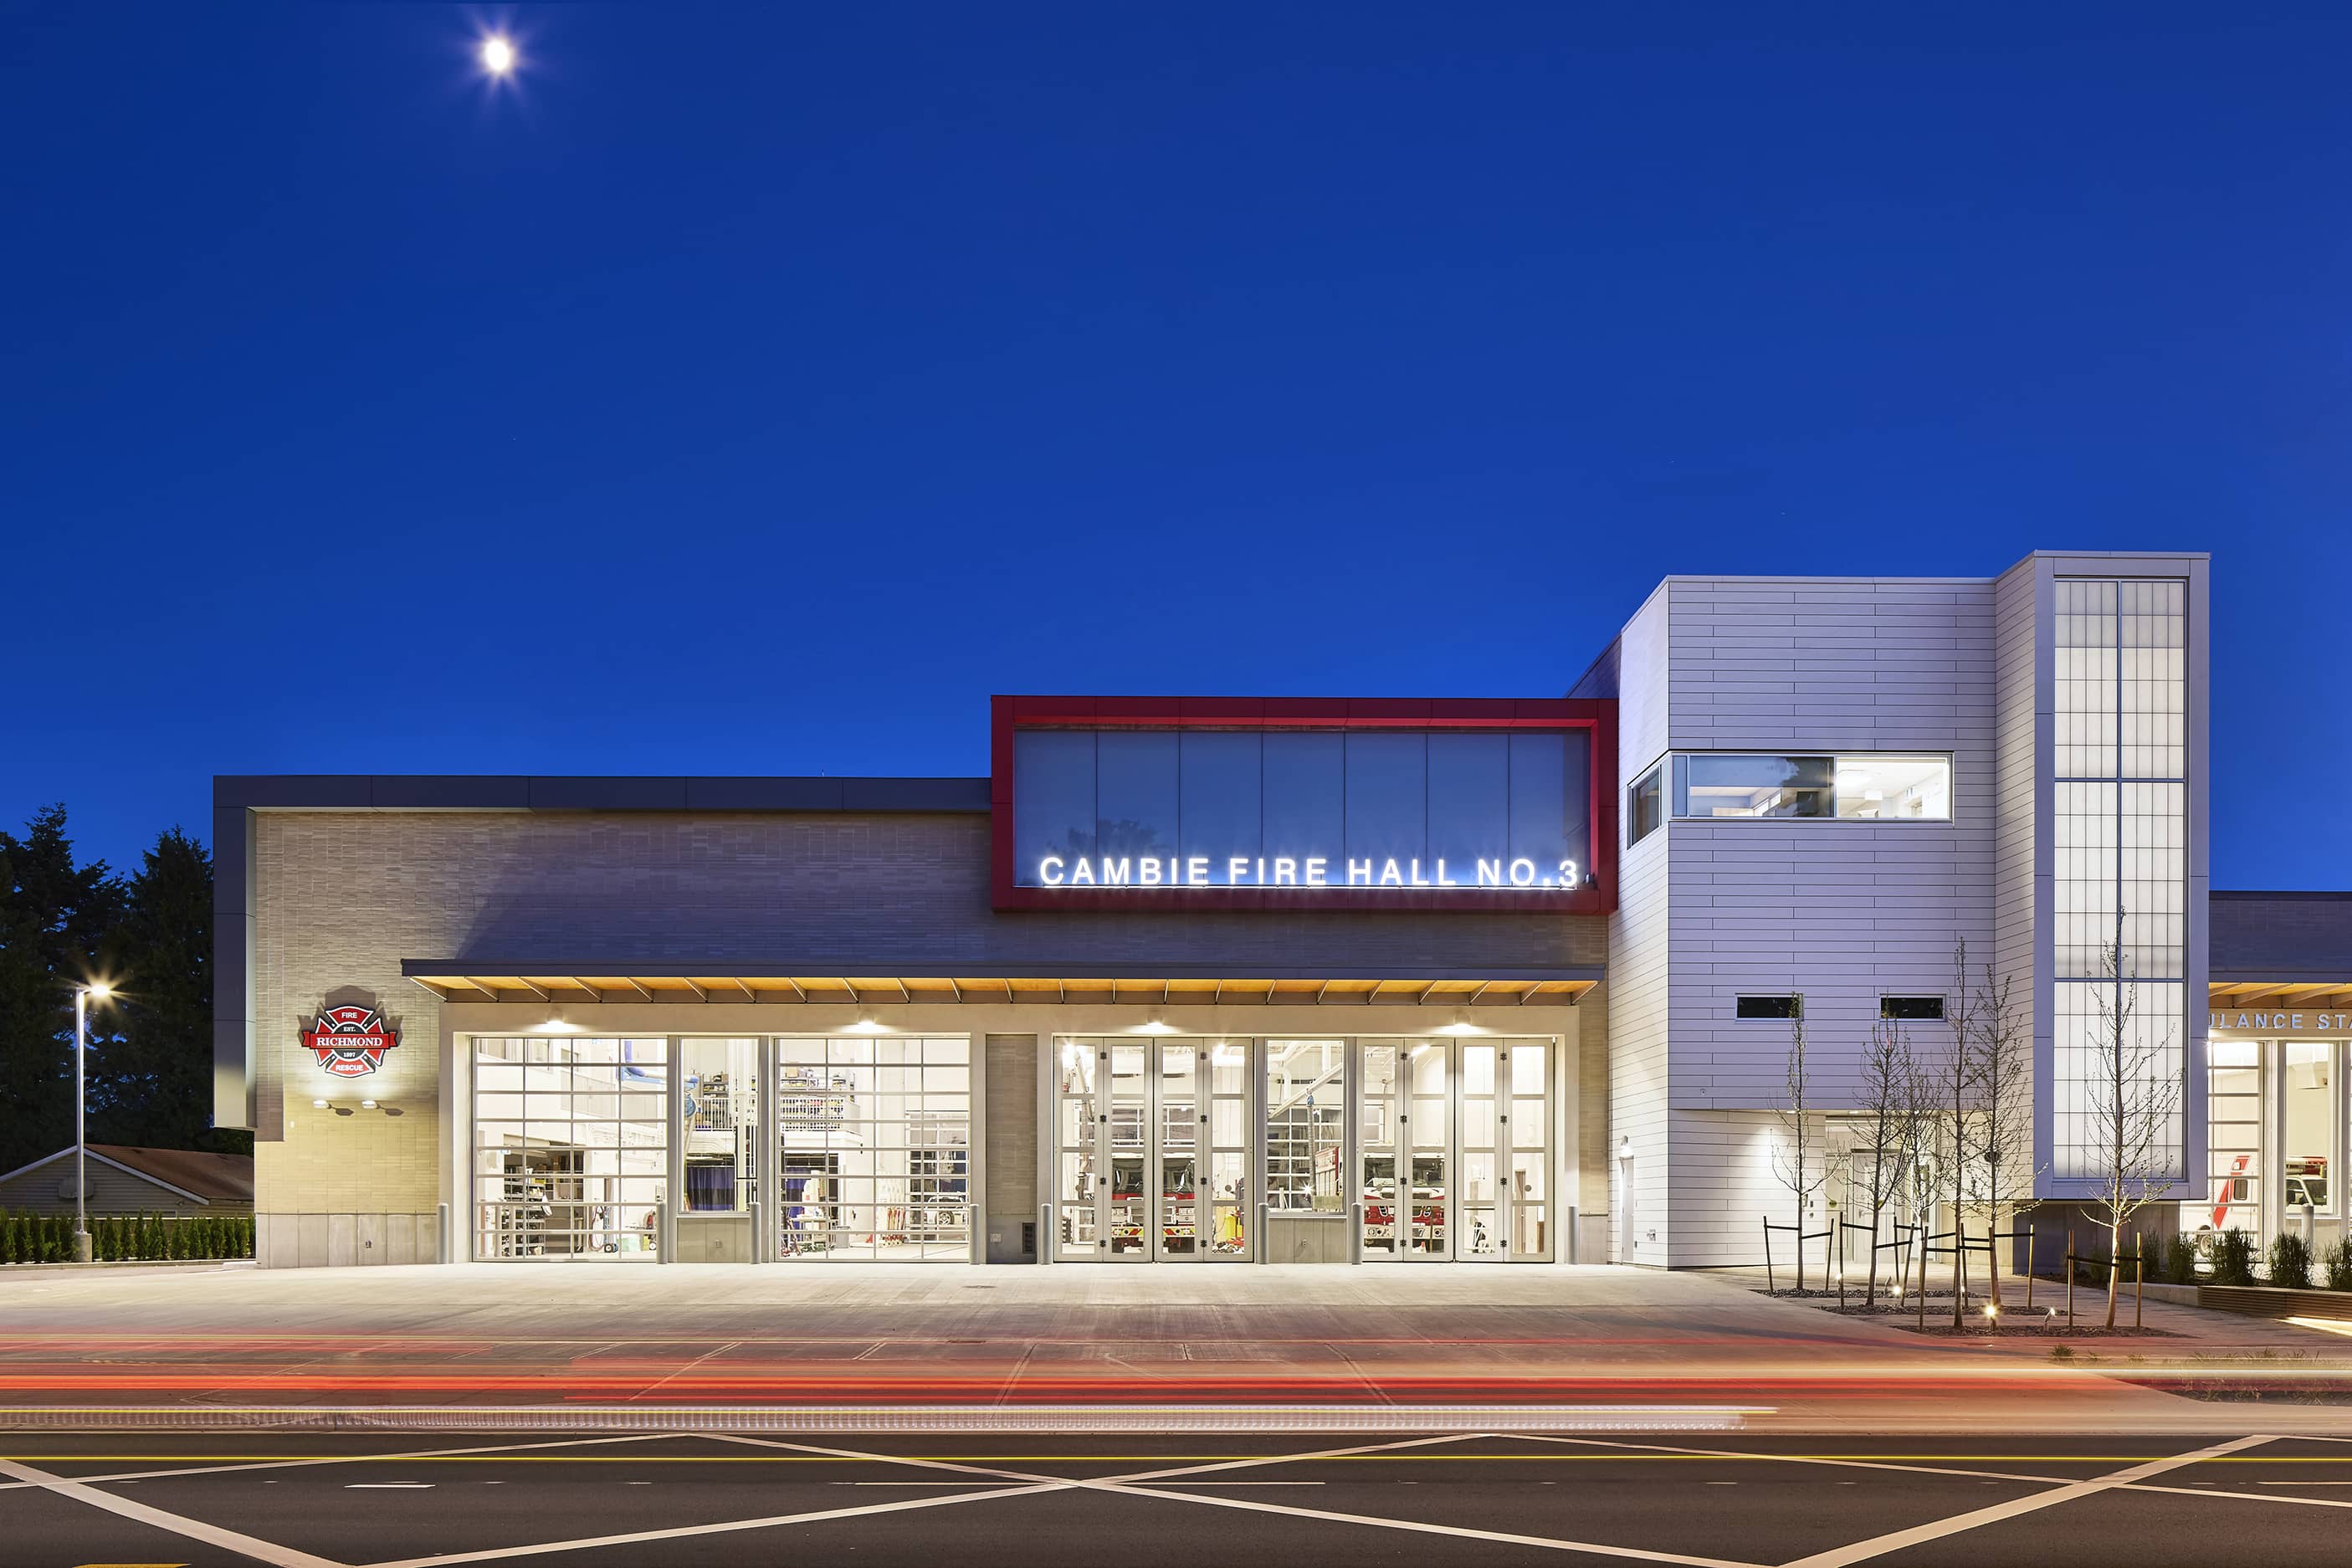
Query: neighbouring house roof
0,1145,253,1206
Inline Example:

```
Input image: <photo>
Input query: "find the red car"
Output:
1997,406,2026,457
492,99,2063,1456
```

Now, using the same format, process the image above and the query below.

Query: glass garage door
472,1037,669,1260
776,1036,971,1260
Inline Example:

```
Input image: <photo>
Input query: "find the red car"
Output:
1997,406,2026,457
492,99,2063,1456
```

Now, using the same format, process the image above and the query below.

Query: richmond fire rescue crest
301,1005,399,1078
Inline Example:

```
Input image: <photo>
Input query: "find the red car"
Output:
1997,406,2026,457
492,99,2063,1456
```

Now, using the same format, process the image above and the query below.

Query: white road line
1104,1481,1763,1568
1108,1433,1480,1488
358,1431,1498,1565
0,1455,345,1568
1156,1480,1325,1487
1776,1435,2278,1568
1508,1432,2070,1488
0,1432,679,1493
2127,1478,2352,1509
360,1481,1074,1568
345,1483,433,1489
839,1481,1027,1487
708,1427,1478,1491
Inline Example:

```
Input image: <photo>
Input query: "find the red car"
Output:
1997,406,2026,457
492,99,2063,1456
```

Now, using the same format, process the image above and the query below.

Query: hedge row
2136,1227,2352,1290
0,1210,254,1263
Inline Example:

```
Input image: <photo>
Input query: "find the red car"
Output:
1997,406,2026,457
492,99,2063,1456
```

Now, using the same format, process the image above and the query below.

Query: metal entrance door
1053,1038,1253,1262
1458,1040,1552,1261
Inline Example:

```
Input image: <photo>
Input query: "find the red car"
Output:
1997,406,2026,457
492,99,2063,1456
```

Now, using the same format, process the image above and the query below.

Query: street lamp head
481,35,517,76
81,981,111,1001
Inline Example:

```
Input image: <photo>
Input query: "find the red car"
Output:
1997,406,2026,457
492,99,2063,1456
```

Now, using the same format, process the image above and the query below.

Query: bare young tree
1963,959,2043,1308
1852,1017,1918,1307
1919,941,1986,1327
2083,930,2184,1328
1772,1003,1832,1292
1902,1050,1940,1302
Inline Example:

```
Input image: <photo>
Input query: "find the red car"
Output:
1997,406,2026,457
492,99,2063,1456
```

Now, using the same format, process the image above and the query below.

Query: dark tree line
0,805,243,1176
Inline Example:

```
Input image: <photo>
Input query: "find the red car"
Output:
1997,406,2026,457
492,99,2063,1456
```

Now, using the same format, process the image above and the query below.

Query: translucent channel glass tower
2021,558,2207,1208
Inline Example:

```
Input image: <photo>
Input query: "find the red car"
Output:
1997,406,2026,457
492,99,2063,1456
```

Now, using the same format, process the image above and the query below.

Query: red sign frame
990,695,1617,914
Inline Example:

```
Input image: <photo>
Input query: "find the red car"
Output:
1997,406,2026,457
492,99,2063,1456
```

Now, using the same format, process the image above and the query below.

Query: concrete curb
0,1259,255,1278
0,1403,1762,1434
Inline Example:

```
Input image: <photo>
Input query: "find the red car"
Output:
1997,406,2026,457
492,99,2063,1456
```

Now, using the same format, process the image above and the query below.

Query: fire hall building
213,549,2351,1269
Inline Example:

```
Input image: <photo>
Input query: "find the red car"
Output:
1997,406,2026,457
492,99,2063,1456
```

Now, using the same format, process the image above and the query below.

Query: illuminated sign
301,1005,398,1079
1034,853,1583,889
991,696,1617,913
2212,1011,2352,1035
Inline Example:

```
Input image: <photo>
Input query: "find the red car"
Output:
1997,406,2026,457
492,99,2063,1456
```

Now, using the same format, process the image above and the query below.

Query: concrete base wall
259,1212,440,1268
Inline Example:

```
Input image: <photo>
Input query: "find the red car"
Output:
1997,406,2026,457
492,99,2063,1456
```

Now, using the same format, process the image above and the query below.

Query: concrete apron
4,1262,2351,1435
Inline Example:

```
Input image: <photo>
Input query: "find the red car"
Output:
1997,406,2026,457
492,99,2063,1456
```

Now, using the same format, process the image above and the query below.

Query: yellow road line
8,1452,2352,1464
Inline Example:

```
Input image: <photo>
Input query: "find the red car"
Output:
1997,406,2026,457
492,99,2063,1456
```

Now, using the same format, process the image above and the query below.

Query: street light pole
73,982,110,1265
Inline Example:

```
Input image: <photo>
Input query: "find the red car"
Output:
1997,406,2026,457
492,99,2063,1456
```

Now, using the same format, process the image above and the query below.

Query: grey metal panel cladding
2211,893,2352,981
213,802,257,1133
525,777,694,811
686,777,851,812
371,777,533,810
837,777,995,812
217,777,378,808
214,775,992,814
1660,577,1999,1120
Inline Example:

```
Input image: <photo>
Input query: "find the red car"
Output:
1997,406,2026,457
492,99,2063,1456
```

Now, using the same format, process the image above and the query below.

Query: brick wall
984,1033,1038,1258
250,807,1606,1263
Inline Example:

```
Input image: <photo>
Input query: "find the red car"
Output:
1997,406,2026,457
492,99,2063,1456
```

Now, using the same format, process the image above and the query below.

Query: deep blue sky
6,5,2347,886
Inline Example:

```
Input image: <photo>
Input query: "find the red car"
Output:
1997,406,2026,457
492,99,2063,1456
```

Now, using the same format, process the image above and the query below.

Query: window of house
1627,764,1663,846
1879,997,1946,1022
1736,995,1802,1021
1672,754,1951,821
2283,1041,2335,1214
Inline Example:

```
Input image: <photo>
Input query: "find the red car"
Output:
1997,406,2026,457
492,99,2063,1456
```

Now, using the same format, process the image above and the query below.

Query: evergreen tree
96,828,241,1152
0,806,126,1174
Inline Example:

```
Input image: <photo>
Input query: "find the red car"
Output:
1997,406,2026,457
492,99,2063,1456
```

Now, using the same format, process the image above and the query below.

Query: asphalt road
7,1427,2352,1568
